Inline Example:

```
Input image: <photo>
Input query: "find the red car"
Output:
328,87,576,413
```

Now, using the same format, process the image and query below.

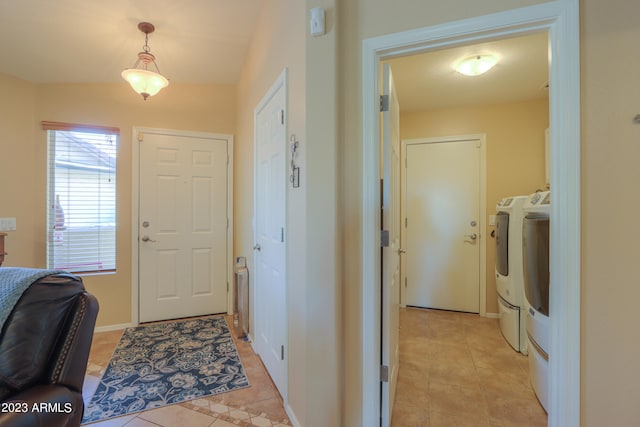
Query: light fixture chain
143,32,150,53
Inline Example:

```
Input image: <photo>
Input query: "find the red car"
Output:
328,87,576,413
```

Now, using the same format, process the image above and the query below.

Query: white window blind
44,122,119,274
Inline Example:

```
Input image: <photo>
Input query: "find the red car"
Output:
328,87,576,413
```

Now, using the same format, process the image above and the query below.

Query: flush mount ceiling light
121,22,169,100
455,54,498,76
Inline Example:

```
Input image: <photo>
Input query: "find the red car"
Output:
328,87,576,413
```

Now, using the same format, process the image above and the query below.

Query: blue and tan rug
82,316,249,424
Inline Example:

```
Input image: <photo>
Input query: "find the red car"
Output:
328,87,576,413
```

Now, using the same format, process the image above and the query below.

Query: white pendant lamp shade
122,22,169,100
455,54,498,76
121,62,169,100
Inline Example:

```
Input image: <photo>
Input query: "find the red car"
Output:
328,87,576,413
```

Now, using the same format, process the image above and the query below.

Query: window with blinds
44,122,118,274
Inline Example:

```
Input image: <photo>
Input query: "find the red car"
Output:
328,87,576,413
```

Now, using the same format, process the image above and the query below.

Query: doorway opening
361,3,581,427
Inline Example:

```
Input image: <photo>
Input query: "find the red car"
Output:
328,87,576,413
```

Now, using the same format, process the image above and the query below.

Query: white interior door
139,131,229,323
381,63,400,427
403,138,480,313
253,73,287,398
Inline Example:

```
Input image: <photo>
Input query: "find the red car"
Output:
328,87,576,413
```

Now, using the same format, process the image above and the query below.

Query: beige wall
401,99,549,314
235,0,308,424
304,1,340,425
0,79,236,327
0,75,38,266
581,0,640,424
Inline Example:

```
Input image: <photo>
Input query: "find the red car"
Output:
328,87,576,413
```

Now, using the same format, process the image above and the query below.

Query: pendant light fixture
121,22,169,100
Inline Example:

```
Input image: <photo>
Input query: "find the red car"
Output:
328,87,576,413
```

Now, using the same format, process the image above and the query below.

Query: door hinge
227,282,229,292
380,95,389,112
281,109,285,125
380,365,389,383
381,230,390,247
281,345,285,360
281,227,284,242
137,132,144,143
405,277,407,288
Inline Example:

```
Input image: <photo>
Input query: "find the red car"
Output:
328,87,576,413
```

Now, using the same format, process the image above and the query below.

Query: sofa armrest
0,385,83,427
48,291,99,391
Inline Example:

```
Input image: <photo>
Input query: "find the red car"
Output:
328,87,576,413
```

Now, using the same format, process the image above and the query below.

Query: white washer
522,190,550,413
495,195,528,354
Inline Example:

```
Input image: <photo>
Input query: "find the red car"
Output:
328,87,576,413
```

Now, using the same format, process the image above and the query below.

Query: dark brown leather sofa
0,274,99,427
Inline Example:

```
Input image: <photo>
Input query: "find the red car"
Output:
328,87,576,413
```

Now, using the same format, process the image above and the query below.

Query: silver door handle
253,244,261,251
398,248,406,254
465,233,478,240
141,235,156,243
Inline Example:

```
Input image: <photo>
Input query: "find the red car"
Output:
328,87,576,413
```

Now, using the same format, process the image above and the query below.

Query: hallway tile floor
82,316,290,427
391,307,547,427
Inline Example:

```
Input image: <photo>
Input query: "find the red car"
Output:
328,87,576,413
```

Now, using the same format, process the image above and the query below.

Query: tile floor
82,316,290,427
83,310,546,427
391,307,547,427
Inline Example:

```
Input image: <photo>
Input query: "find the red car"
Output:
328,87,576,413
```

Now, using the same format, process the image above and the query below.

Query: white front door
253,72,287,398
138,131,230,323
381,63,401,427
403,138,481,313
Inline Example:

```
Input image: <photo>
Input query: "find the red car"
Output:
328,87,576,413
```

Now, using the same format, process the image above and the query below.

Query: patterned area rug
82,316,249,424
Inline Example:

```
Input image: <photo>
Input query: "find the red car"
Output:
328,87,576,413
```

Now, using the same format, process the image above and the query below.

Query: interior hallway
82,316,290,427
391,307,547,427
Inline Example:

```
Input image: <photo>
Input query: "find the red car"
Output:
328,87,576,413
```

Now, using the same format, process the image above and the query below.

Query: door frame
131,127,234,325
400,135,487,315
361,2,580,427
251,69,289,402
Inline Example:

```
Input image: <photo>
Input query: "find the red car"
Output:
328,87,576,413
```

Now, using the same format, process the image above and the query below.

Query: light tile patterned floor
84,310,547,427
391,307,547,427
82,316,290,427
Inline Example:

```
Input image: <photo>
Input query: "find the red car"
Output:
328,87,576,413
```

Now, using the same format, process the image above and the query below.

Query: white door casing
253,71,288,399
403,137,481,313
138,130,231,323
361,3,581,427
381,64,401,427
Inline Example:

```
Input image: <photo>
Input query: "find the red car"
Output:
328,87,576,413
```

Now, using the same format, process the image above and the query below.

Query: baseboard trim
286,404,301,427
485,312,499,319
94,323,135,333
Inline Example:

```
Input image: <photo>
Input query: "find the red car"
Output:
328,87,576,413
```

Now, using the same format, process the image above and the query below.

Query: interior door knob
141,235,156,242
465,233,478,241
253,244,261,251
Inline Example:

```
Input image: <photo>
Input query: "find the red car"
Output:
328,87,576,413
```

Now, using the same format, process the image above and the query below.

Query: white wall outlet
0,218,16,231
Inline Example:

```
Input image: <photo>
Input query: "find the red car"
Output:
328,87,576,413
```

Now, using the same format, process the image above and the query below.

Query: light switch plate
0,218,16,231
310,7,325,36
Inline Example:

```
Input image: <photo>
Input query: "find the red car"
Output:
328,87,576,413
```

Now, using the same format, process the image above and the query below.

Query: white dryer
522,190,551,413
495,195,528,354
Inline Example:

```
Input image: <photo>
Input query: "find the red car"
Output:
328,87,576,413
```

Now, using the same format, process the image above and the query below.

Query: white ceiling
0,0,264,84
0,2,548,111
386,32,549,111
